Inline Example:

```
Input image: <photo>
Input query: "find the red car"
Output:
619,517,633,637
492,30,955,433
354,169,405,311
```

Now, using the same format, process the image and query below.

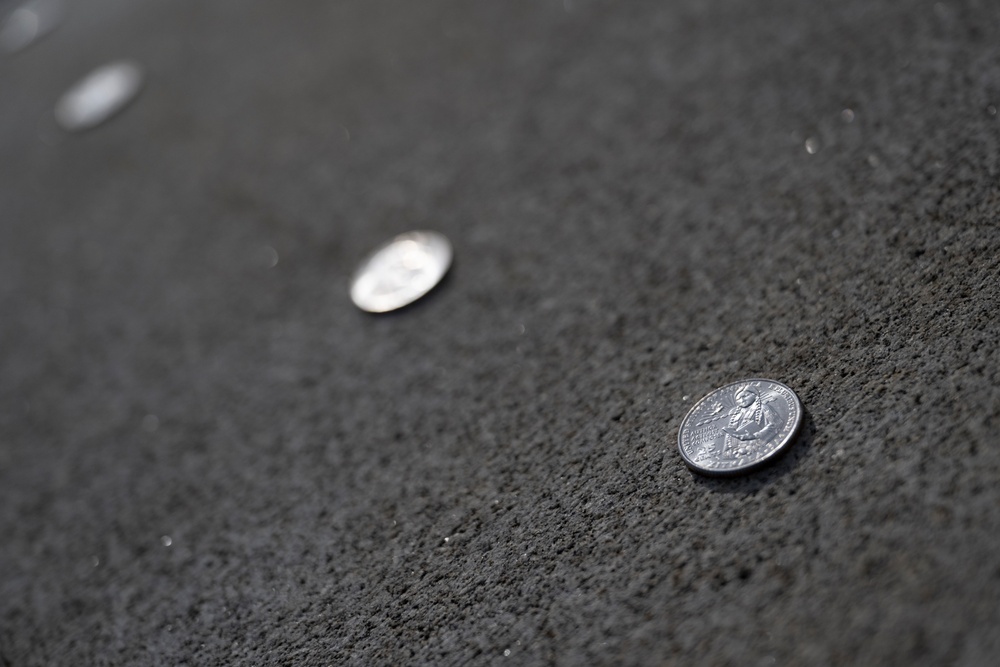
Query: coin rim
349,230,453,313
676,378,803,477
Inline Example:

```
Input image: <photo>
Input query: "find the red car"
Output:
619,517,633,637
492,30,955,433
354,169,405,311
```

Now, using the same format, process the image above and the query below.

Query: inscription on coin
677,379,803,476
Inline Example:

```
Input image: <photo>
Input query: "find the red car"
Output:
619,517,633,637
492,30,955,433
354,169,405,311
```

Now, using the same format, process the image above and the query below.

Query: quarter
55,60,143,132
350,230,452,313
677,379,803,476
0,0,62,54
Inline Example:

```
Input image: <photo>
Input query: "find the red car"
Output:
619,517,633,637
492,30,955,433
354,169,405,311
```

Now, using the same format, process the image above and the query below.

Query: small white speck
682,395,690,401
804,137,820,154
444,537,450,543
161,535,173,547
504,649,511,657
141,414,159,433
841,108,855,123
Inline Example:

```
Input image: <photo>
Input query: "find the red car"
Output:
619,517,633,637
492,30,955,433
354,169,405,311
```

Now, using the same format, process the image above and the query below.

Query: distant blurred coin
678,379,803,476
54,60,143,131
350,231,452,313
0,0,61,54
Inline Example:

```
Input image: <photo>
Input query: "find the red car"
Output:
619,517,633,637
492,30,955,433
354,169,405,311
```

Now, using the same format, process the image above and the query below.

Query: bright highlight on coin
350,230,453,313
54,60,144,132
678,379,803,476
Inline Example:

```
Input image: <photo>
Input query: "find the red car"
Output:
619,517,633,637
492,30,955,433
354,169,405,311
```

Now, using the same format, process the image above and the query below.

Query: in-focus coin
350,230,452,313
0,0,62,54
677,379,803,476
54,60,143,132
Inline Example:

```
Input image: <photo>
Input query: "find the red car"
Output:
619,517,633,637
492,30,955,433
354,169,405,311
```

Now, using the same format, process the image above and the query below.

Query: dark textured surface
2,0,1000,664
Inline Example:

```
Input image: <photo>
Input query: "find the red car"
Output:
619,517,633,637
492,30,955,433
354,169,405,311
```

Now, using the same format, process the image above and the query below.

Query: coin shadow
690,408,816,494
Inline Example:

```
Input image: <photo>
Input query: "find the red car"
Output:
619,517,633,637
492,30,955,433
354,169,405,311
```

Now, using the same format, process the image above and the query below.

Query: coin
0,0,62,54
55,60,143,132
677,379,803,476
350,230,453,313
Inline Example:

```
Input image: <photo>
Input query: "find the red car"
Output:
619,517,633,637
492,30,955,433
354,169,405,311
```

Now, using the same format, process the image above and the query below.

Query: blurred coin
54,60,143,131
0,0,61,54
678,379,803,476
350,231,452,313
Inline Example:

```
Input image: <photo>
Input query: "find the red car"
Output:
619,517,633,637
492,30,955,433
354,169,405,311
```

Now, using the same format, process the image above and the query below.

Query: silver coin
350,230,452,313
0,0,62,54
54,60,143,132
678,379,803,476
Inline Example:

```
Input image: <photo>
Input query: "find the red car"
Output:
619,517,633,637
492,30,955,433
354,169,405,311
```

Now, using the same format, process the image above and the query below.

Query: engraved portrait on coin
677,379,803,476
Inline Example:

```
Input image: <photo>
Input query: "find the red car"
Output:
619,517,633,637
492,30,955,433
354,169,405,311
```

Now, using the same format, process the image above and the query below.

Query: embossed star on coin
678,379,803,476
55,60,143,132
350,230,453,313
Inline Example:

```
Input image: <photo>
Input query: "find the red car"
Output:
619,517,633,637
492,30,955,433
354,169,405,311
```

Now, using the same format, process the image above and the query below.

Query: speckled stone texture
2,0,999,664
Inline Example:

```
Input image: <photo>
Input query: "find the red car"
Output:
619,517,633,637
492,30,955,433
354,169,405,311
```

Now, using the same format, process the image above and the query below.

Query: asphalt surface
2,0,999,664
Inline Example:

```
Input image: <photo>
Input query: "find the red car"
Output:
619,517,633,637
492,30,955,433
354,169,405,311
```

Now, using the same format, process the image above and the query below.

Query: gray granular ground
2,0,999,664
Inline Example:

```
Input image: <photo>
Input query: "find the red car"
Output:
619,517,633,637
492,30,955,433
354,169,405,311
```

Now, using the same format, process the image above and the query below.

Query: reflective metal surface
350,231,452,313
54,60,143,132
678,379,803,476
